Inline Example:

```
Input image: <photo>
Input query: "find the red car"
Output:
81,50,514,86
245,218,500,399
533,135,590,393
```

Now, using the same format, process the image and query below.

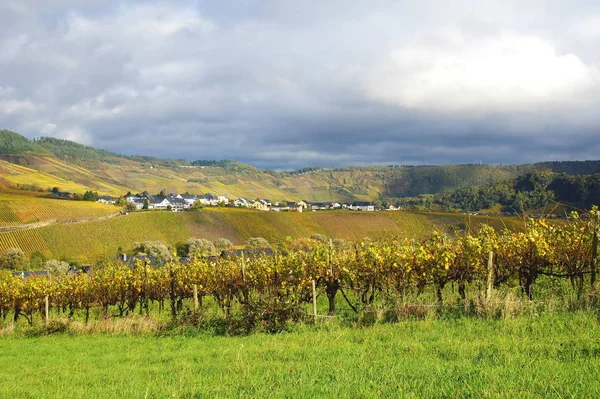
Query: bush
0,248,27,270
44,259,70,276
310,234,328,243
187,238,216,258
246,237,269,248
132,241,174,262
215,238,233,250
233,296,305,334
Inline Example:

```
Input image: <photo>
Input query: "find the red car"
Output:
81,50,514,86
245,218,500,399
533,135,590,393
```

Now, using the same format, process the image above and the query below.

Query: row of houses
99,191,385,212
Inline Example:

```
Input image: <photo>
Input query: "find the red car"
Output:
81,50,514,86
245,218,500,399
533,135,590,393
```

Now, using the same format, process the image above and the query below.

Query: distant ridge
1,129,599,203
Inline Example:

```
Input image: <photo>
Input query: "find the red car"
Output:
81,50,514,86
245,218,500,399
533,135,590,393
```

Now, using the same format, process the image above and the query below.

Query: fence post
312,279,318,321
45,295,49,323
193,284,199,312
486,251,495,300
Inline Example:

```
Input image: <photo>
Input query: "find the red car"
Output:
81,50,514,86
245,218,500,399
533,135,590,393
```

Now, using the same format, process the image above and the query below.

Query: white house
350,202,375,211
217,195,229,204
97,196,117,205
234,198,250,207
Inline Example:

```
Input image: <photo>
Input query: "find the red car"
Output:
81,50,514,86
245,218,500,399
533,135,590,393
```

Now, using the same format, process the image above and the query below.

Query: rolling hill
2,129,600,202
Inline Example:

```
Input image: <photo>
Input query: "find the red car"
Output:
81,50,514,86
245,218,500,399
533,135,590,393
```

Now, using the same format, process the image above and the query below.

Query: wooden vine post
486,251,495,301
312,279,318,321
44,295,49,323
193,284,199,312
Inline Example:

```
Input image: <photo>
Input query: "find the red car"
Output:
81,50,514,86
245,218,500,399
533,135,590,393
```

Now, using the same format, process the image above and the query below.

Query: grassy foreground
1,312,599,398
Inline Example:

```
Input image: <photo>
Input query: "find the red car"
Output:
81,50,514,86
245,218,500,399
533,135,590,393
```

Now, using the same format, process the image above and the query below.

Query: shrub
215,238,233,250
187,238,216,258
0,248,27,270
246,237,269,248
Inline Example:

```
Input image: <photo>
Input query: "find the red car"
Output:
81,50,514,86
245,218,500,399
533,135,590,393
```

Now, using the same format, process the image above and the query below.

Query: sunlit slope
0,208,522,262
0,190,118,227
0,157,131,196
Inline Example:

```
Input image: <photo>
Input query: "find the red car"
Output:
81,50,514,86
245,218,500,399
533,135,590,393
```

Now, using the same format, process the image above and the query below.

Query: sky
1,0,600,169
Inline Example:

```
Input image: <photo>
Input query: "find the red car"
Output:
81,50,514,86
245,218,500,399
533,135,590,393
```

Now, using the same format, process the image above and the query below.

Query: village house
286,202,303,212
350,202,375,211
131,198,145,209
251,199,270,211
217,195,229,205
180,194,198,206
97,195,117,205
198,193,220,206
147,197,171,210
166,196,186,211
234,197,251,207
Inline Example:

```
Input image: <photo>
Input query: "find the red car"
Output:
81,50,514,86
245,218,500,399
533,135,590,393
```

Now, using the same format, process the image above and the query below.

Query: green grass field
0,312,598,398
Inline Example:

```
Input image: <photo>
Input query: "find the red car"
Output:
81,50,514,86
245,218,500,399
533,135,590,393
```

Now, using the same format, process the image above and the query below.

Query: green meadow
1,312,599,398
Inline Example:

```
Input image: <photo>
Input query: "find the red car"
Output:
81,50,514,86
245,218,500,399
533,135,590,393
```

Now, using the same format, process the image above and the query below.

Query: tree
133,241,174,263
82,190,99,201
215,238,233,250
142,200,149,210
125,202,137,212
44,259,70,276
0,248,27,270
116,197,126,207
29,251,47,269
186,238,216,258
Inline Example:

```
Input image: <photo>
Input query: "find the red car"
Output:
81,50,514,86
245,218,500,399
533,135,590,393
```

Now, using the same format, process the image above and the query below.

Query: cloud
366,33,600,114
1,0,600,169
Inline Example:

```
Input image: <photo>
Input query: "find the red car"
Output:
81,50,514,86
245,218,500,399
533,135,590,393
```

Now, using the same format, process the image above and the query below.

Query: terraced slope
0,208,521,262
0,189,118,228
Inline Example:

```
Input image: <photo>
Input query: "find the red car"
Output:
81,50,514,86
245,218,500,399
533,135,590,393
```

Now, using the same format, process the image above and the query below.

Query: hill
2,129,600,203
0,208,521,262
0,189,118,229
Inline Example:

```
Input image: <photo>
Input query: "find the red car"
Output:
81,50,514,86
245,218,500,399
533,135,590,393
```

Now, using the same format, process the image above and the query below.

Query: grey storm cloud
1,0,600,169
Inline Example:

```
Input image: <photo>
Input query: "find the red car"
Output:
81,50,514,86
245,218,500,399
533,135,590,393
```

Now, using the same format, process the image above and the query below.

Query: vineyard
0,208,518,262
1,209,598,332
0,191,117,226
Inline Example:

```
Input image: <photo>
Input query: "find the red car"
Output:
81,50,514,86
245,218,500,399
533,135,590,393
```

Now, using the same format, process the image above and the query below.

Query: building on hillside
12,270,50,278
350,202,375,211
286,202,303,212
217,195,230,204
251,199,270,211
131,198,145,209
97,196,117,205
180,194,198,206
148,197,170,210
310,201,341,210
167,196,186,211
198,193,219,206
297,200,309,209
234,198,250,207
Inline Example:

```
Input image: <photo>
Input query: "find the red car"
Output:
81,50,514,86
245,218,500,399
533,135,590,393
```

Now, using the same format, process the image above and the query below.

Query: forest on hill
397,170,600,213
